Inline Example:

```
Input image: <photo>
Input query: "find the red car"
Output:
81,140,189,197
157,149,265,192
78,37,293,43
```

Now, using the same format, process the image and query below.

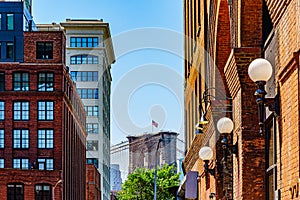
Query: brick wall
86,164,101,200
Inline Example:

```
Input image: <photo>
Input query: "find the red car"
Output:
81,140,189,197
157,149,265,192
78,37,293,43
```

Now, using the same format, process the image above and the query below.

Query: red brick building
86,164,101,200
0,31,87,199
181,0,300,200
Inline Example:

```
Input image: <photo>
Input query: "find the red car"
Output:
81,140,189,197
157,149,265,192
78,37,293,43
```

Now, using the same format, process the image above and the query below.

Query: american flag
152,120,158,128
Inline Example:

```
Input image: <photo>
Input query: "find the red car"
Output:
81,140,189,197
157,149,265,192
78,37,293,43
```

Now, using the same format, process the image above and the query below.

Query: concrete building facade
60,19,115,200
181,0,300,200
127,132,178,174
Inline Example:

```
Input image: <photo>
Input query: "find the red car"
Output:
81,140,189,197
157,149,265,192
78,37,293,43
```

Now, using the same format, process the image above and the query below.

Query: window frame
0,72,5,91
38,101,54,121
13,101,30,121
13,72,29,91
0,129,4,148
36,42,53,60
84,106,98,116
38,72,54,91
70,37,99,48
6,13,14,30
13,129,29,149
38,129,54,149
6,42,14,59
86,123,99,134
0,158,4,168
37,158,54,170
0,101,4,120
265,114,277,200
7,183,24,200
13,158,29,169
35,184,52,200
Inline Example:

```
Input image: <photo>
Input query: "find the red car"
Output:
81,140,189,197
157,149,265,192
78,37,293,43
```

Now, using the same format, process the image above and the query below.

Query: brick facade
86,164,101,200
0,31,86,200
182,0,300,199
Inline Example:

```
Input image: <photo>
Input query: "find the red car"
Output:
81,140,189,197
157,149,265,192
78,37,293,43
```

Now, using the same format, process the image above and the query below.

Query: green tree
117,164,180,200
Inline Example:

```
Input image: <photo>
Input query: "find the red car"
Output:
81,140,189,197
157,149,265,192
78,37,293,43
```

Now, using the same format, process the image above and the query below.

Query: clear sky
33,0,184,145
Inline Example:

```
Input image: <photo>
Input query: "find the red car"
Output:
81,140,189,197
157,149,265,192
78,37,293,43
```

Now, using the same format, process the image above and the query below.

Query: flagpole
152,120,153,133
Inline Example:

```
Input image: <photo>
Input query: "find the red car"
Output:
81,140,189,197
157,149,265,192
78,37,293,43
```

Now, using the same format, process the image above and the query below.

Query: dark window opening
7,183,24,200
36,42,53,60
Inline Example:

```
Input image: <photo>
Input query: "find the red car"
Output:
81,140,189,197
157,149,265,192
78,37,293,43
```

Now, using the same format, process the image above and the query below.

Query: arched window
7,183,24,200
70,55,98,64
35,184,52,200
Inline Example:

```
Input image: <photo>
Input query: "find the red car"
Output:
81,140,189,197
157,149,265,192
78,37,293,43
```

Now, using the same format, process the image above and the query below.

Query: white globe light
248,58,273,82
199,146,213,161
217,117,234,133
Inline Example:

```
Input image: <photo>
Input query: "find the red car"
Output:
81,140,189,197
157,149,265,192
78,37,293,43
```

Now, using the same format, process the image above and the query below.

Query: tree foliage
117,164,180,200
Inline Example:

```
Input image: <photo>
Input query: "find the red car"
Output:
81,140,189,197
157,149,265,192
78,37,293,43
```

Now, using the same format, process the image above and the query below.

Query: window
77,88,98,99
37,158,53,170
0,129,4,148
70,71,98,82
0,14,1,31
6,42,13,59
70,55,98,64
0,101,4,120
35,184,51,200
36,42,53,59
70,37,98,47
13,102,29,120
84,106,98,116
13,158,29,169
13,72,29,91
6,14,14,30
7,183,24,200
87,140,98,151
265,115,277,200
86,158,98,168
13,129,29,149
38,130,54,149
86,123,98,134
38,101,54,120
0,72,5,91
0,158,4,168
38,73,54,91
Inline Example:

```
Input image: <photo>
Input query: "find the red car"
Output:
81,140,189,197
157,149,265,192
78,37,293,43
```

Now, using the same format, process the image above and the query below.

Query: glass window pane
7,14,14,30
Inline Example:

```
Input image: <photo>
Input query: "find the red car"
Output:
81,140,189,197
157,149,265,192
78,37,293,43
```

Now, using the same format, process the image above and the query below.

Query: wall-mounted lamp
199,146,215,176
197,88,232,126
217,117,238,156
248,58,280,134
209,193,216,199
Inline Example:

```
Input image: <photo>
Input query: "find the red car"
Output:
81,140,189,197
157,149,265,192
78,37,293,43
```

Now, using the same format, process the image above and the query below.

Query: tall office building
60,19,115,200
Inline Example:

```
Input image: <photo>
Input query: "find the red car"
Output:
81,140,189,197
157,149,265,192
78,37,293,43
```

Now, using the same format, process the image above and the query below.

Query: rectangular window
38,130,54,149
71,71,98,82
35,184,51,199
86,158,98,168
0,101,4,120
13,72,29,91
77,88,98,99
87,140,98,151
0,158,4,168
0,129,4,148
13,129,29,149
6,42,13,59
7,184,24,200
37,158,53,170
70,37,99,47
13,102,29,120
0,72,5,91
13,158,29,169
38,101,54,120
70,55,98,64
38,72,54,91
36,42,53,59
84,106,98,116
6,14,14,30
86,123,98,134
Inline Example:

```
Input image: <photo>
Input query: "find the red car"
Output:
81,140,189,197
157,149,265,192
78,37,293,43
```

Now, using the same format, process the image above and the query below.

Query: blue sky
33,0,184,145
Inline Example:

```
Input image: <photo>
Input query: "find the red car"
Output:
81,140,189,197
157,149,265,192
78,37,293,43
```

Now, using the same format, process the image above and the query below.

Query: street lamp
217,117,237,155
199,146,215,176
248,58,278,134
52,180,62,200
